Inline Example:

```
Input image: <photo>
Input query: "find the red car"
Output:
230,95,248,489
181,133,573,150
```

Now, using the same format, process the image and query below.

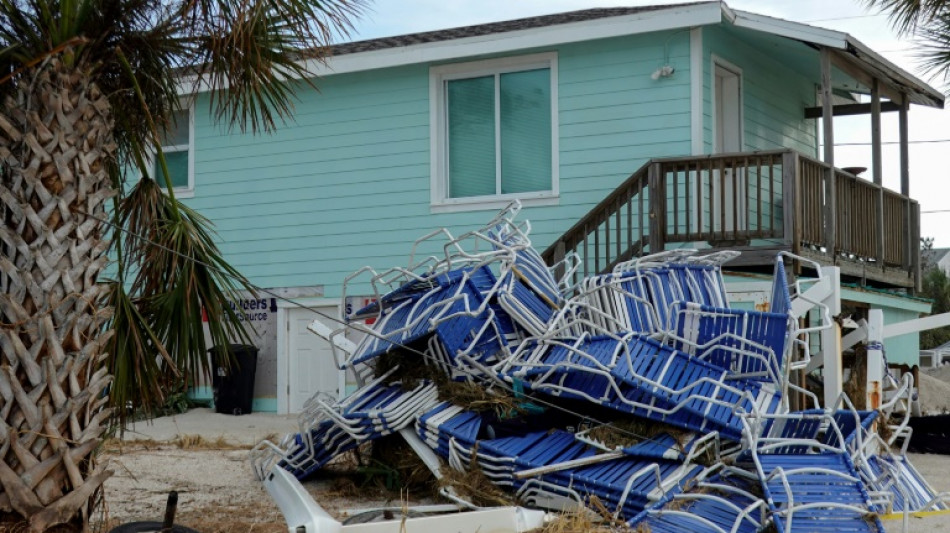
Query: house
920,339,950,368
926,247,950,274
178,2,943,413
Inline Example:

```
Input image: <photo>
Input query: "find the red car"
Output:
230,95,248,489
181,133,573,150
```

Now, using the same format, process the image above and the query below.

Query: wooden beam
871,81,883,186
899,97,910,196
913,201,921,292
796,248,916,288
782,151,799,248
821,48,837,256
829,49,905,103
648,162,665,254
872,79,885,269
803,101,900,119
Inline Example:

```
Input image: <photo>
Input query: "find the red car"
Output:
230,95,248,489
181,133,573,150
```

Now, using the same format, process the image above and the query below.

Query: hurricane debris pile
252,203,944,532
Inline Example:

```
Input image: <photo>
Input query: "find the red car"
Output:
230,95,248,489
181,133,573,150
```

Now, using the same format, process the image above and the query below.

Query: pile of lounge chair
251,202,945,533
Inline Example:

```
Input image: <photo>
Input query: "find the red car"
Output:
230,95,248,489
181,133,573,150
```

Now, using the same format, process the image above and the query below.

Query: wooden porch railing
543,149,921,288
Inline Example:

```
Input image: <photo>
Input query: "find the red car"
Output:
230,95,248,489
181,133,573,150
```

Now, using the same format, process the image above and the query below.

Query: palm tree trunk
0,59,115,531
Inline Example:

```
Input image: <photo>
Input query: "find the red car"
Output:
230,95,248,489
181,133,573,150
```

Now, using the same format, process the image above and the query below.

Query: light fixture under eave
651,65,675,80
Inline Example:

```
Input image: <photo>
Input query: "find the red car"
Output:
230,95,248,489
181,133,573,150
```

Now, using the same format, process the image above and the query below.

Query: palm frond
864,0,950,34
913,11,950,87
105,280,176,429
182,0,369,133
118,177,255,385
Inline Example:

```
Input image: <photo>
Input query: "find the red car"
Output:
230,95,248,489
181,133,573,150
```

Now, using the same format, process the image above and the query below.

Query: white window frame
429,52,559,213
151,103,195,198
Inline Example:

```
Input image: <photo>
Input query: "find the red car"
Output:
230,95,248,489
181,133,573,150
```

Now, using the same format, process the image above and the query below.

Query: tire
108,521,202,533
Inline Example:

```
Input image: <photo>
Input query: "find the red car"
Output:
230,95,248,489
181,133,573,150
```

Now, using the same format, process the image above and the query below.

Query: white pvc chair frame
341,201,528,325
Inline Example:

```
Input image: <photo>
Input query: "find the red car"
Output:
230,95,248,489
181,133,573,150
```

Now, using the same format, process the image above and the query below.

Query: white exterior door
287,306,341,413
713,60,746,233
714,63,741,153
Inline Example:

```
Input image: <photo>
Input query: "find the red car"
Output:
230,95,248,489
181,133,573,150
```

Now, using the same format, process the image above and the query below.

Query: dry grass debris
534,495,633,533
368,437,438,495
584,418,690,453
437,380,527,417
438,464,515,508
372,348,438,388
101,434,255,455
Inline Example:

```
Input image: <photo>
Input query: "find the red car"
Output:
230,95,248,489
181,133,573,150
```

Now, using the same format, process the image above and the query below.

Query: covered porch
543,14,944,290
542,149,919,288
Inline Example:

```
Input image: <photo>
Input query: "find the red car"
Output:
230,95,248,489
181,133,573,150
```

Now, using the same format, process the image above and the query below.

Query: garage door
287,306,341,413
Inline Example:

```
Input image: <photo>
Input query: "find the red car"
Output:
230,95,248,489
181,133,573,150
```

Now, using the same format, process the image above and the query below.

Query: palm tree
865,0,950,85
0,0,366,529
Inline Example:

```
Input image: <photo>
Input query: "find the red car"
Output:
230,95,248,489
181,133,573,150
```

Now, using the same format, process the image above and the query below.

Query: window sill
430,194,558,214
164,188,194,199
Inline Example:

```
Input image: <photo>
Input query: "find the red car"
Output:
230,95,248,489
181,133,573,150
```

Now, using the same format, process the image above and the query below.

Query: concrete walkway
118,407,298,446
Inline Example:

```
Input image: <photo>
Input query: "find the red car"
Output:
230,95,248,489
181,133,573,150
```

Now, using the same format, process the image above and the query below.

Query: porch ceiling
727,8,944,109
719,26,849,92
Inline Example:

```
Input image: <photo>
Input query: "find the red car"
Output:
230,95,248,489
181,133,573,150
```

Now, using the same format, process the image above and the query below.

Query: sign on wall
202,287,323,403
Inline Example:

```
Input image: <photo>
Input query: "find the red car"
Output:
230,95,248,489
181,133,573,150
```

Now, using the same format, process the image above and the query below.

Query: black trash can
209,344,259,415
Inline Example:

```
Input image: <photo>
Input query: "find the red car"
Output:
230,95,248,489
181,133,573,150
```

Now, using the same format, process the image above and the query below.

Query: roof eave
846,37,945,108
731,8,944,109
296,2,724,79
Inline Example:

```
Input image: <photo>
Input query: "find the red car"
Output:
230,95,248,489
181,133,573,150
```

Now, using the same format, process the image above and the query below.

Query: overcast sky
346,1,950,247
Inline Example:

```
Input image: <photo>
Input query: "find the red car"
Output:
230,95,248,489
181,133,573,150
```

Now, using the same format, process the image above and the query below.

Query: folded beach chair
464,428,701,520
499,331,780,441
738,410,883,533
863,453,950,513
628,464,768,533
495,246,565,337
347,266,509,374
264,371,439,480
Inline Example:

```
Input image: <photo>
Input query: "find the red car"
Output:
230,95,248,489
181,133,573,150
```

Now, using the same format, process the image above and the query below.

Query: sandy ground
919,371,950,414
98,409,437,532
98,410,950,533
891,453,950,533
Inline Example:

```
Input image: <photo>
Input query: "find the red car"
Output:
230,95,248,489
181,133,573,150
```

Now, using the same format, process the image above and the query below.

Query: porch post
899,96,913,274
821,48,837,257
899,95,910,196
648,162,665,254
872,79,885,268
871,79,883,186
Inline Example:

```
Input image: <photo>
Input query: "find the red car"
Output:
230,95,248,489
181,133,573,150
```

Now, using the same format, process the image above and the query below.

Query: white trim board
690,27,703,156
178,3,722,94
176,2,942,107
304,4,722,78
730,9,845,49
429,52,559,213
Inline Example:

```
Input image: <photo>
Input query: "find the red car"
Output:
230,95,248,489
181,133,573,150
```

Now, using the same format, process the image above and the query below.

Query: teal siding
702,26,817,154
882,308,923,366
694,26,818,239
185,31,693,296
842,287,930,366
181,24,831,298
